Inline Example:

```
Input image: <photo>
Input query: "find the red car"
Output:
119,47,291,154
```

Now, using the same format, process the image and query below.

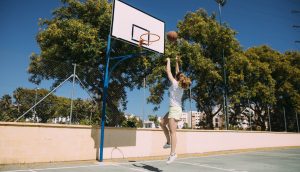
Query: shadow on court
132,163,163,172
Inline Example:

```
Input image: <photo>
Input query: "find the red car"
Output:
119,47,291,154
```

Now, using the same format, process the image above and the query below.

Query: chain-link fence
0,59,299,133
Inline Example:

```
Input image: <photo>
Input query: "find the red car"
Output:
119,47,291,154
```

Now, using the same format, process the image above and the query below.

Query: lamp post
279,96,287,132
190,86,192,129
215,0,228,130
247,91,252,131
283,107,287,132
268,105,271,132
69,63,77,124
33,87,39,122
248,98,252,131
296,111,299,133
292,10,300,44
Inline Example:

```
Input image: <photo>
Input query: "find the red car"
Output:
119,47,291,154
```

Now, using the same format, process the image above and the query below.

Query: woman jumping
160,57,191,164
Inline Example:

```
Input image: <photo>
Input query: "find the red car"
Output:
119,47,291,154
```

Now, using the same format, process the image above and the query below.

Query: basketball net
139,33,160,48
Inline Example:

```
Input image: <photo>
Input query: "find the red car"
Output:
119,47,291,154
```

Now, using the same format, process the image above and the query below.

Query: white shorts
168,106,182,121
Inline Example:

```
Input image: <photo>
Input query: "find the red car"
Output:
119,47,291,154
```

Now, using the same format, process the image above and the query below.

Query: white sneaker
163,143,171,149
166,153,177,164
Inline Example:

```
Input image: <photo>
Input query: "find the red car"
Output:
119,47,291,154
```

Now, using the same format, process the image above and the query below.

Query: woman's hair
175,72,191,90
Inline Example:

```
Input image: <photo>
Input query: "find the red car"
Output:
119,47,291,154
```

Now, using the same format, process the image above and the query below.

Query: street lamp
279,96,287,132
268,105,271,132
33,87,39,122
189,86,193,129
215,0,229,130
283,107,287,132
296,111,299,133
247,93,252,131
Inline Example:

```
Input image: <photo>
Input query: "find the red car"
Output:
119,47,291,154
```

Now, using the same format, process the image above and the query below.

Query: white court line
176,162,248,172
0,152,252,172
4,149,294,172
1,164,101,172
113,151,250,166
249,152,300,159
253,152,300,156
2,163,149,172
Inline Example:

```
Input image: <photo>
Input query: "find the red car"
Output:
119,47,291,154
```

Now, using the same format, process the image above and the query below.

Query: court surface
1,148,300,172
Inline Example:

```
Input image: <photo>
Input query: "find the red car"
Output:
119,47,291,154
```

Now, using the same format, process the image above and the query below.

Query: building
213,114,224,129
143,120,156,128
173,111,206,129
125,113,141,121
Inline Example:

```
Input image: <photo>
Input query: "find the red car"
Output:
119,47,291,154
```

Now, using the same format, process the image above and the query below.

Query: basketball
167,31,178,42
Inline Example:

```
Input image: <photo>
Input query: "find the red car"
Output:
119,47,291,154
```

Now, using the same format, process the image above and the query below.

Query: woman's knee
168,119,177,132
160,119,167,127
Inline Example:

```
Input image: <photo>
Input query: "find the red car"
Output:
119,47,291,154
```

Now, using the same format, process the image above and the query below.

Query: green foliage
121,116,142,128
0,95,18,121
14,1,298,131
28,0,148,122
147,9,241,129
0,87,100,124
148,114,159,127
182,123,191,129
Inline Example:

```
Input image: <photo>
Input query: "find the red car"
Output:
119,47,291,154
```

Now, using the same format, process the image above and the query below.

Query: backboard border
110,0,165,54
131,24,150,45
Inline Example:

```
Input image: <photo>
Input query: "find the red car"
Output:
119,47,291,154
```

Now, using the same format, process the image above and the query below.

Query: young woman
160,57,191,164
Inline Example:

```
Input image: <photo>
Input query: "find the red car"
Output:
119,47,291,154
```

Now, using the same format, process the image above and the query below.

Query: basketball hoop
139,33,160,47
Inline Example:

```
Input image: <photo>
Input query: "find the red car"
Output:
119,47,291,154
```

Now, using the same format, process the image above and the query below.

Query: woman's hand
175,56,180,74
165,57,176,83
165,58,170,71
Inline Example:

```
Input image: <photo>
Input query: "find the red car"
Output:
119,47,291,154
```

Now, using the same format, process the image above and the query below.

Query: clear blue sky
0,0,299,119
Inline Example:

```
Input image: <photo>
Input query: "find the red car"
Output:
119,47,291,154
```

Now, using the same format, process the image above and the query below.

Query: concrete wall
1,122,300,164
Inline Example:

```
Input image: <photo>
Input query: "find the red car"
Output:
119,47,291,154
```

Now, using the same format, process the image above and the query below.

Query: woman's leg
160,112,170,144
168,118,178,154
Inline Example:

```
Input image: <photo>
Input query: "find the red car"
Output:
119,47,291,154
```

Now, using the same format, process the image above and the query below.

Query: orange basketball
167,31,178,42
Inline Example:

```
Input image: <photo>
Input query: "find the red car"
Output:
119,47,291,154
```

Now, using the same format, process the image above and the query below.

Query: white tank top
169,80,183,107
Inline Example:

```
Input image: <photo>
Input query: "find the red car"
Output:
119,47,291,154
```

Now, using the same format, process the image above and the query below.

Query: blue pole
99,35,111,162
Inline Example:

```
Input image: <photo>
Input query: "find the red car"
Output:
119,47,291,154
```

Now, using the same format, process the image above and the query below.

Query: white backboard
111,0,165,54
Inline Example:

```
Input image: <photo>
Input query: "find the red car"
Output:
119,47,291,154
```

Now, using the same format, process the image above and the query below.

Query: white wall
1,122,300,164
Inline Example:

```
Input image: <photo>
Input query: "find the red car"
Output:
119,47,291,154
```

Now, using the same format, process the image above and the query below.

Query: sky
0,0,300,120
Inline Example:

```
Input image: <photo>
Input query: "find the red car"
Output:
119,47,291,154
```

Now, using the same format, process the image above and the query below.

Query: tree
226,52,252,127
147,9,241,129
180,9,242,129
272,51,300,131
53,96,71,122
243,46,278,130
0,95,18,121
148,114,159,127
0,87,99,124
121,116,142,128
13,88,57,122
28,0,150,125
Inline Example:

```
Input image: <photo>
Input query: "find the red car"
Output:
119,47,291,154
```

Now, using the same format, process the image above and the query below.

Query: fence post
69,63,77,124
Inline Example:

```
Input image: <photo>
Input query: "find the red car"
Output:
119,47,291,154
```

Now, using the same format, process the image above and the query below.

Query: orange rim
139,33,160,46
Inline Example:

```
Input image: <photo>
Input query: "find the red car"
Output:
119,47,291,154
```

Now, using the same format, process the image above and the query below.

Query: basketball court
2,1,299,172
1,148,300,172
